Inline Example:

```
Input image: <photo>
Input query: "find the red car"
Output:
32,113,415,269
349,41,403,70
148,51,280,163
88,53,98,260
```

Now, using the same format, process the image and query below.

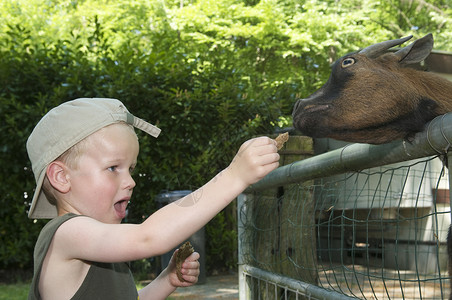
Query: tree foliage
1,0,451,276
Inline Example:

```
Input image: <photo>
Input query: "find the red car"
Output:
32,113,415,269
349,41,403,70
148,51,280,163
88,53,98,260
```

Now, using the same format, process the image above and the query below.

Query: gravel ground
170,274,239,299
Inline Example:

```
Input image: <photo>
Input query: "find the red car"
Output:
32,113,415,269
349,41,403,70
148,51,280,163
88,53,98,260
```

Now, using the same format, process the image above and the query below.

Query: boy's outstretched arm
138,251,200,300
138,136,280,254
56,137,279,265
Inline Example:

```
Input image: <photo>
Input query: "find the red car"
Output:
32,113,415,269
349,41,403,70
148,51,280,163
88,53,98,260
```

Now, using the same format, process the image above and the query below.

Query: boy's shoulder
40,213,79,237
48,213,80,226
35,214,81,256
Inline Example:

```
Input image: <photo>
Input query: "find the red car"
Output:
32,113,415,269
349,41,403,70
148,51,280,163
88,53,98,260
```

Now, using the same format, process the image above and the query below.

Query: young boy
26,98,280,299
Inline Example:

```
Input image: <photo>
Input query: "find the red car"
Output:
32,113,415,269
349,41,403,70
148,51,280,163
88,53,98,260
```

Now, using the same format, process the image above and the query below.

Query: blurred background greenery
1,0,451,282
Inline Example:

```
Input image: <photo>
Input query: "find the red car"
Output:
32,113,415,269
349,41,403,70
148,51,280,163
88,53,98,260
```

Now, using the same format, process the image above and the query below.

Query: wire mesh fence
239,156,450,299
238,114,452,299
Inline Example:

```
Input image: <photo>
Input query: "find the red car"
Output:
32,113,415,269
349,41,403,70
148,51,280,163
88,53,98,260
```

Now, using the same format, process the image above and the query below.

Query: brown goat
293,34,452,299
292,34,452,145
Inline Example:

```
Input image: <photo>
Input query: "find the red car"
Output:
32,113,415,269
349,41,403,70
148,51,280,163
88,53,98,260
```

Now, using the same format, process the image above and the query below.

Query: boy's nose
123,174,136,190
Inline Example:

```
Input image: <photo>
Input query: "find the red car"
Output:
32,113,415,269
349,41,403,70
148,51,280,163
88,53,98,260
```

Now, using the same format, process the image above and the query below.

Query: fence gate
238,113,452,299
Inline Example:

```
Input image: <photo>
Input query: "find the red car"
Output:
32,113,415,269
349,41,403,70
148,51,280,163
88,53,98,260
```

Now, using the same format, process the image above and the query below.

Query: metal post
238,193,251,299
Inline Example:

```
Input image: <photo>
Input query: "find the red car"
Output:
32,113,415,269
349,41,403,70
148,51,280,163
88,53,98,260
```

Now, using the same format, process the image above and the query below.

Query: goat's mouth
292,103,332,136
302,104,330,114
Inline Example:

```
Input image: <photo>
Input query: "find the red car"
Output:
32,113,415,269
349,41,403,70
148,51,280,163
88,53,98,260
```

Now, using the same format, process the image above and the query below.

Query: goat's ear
395,33,433,65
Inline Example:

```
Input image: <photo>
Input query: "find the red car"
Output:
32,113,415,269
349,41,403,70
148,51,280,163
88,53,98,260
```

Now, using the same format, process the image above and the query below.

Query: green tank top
28,213,139,300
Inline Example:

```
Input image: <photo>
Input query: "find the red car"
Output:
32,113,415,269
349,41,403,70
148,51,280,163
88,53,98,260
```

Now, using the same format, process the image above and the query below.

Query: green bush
0,10,289,275
1,0,451,277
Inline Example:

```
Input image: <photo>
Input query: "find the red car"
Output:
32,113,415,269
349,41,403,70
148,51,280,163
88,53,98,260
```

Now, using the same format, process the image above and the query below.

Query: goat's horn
359,35,413,58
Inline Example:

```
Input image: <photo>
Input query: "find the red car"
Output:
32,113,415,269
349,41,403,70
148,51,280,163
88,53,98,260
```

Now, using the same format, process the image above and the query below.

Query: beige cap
26,98,161,219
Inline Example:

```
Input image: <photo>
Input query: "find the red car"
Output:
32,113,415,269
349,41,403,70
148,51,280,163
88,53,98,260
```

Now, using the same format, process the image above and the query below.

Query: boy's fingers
181,274,198,284
182,262,200,274
185,251,200,262
245,136,276,148
180,252,200,272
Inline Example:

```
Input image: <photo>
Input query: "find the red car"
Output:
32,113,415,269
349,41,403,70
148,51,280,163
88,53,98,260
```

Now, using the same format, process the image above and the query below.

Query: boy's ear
46,161,70,193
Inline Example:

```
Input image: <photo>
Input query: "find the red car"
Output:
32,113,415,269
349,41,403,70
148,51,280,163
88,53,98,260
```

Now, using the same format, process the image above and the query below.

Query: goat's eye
341,57,355,68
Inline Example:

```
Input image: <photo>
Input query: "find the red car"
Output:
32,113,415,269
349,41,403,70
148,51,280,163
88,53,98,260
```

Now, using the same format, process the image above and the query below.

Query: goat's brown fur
292,34,452,144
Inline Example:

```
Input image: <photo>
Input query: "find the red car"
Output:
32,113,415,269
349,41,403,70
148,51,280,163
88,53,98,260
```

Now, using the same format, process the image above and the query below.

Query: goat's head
292,34,452,144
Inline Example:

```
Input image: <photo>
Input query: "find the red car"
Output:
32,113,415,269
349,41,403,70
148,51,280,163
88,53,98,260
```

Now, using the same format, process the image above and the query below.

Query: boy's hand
227,137,279,187
167,250,200,287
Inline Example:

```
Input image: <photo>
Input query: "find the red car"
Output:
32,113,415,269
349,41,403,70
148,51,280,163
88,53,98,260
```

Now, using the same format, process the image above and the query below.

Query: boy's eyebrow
103,157,135,165
110,155,137,164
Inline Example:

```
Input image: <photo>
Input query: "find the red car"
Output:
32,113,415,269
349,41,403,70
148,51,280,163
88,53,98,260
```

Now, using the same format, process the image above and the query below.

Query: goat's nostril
292,101,301,117
304,104,330,113
293,100,302,112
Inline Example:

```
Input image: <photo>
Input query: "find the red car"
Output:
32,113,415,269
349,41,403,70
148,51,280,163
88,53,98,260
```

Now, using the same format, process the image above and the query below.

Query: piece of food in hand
275,132,289,150
175,241,194,282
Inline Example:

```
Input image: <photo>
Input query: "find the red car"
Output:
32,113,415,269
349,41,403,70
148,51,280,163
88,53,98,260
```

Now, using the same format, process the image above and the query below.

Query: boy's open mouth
114,200,129,218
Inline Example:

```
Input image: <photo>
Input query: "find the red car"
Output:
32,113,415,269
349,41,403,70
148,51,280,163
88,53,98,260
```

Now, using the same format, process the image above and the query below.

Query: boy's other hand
167,250,200,287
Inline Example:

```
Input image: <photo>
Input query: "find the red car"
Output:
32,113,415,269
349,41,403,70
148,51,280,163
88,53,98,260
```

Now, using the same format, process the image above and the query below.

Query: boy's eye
108,166,117,172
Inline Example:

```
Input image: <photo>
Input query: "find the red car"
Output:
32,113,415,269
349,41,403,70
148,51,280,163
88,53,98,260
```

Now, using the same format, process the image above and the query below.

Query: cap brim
28,170,58,219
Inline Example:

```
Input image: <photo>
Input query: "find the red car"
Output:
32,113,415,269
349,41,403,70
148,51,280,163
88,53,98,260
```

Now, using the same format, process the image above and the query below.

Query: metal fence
238,113,452,299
